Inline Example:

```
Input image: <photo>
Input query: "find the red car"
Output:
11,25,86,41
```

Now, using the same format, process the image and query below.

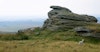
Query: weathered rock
17,27,34,35
17,27,41,35
74,27,100,38
74,27,92,36
74,27,91,32
91,33,100,38
43,6,98,31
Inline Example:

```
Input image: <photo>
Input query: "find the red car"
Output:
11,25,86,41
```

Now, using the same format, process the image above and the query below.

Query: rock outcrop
17,27,35,35
74,27,93,36
74,27,100,38
17,27,41,35
43,6,97,31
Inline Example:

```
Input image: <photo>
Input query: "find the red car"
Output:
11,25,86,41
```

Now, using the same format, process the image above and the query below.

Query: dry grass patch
86,23,100,33
0,40,100,52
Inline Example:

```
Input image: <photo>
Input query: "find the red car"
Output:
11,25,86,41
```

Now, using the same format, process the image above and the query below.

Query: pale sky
0,0,100,21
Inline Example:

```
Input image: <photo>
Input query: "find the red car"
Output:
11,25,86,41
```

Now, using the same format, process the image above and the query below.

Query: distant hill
0,20,43,32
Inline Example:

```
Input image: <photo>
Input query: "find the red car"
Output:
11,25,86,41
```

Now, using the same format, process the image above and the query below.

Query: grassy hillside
0,40,100,52
0,23,100,52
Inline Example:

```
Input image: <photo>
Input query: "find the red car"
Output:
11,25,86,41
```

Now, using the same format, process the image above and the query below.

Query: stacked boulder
43,6,97,31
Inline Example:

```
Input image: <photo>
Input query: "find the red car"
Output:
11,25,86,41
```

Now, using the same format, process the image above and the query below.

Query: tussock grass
0,40,100,52
86,23,100,33
0,34,29,40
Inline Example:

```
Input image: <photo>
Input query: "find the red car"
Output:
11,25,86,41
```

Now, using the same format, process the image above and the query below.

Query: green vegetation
86,23,100,33
32,29,100,44
0,24,100,44
0,34,29,40
0,23,100,52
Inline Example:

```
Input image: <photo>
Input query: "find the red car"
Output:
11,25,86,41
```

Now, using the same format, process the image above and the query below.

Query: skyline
0,0,100,21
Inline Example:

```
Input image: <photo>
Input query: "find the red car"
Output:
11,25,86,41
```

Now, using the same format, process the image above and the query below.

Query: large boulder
74,27,93,36
43,6,98,31
74,27,100,38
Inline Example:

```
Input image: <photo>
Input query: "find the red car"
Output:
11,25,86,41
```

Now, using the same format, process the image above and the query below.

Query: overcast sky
0,0,100,21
